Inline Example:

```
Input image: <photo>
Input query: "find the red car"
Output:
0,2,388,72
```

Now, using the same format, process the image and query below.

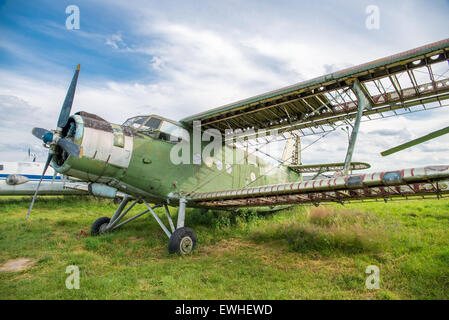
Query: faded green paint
121,131,301,199
56,124,301,204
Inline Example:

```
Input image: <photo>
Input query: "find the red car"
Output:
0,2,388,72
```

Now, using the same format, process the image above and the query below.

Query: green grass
0,196,448,299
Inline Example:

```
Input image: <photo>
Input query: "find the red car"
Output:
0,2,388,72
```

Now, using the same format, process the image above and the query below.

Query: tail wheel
168,227,197,254
91,217,111,236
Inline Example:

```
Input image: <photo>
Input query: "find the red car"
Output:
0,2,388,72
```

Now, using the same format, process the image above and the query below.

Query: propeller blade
57,64,80,129
26,154,53,218
32,127,50,140
381,125,449,156
57,138,82,158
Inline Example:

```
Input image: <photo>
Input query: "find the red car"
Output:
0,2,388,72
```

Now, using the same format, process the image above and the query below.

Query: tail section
282,134,300,165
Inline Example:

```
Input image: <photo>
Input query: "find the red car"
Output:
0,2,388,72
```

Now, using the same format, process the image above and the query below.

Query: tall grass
1,196,448,299
250,206,387,255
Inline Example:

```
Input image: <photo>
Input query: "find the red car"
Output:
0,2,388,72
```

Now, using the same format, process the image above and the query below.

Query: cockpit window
160,121,182,141
122,116,162,131
138,118,162,139
146,117,162,130
123,115,187,143
122,116,148,129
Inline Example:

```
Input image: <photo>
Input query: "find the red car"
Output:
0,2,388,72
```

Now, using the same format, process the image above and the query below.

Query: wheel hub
180,236,193,254
99,223,109,234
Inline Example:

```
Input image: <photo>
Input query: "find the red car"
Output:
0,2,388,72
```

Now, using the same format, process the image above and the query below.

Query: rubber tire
168,227,197,254
91,217,111,236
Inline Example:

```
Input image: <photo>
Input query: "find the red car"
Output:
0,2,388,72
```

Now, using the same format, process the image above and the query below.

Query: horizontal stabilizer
289,162,370,173
381,126,449,156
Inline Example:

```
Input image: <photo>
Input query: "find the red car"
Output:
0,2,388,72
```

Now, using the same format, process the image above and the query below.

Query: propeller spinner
27,64,83,218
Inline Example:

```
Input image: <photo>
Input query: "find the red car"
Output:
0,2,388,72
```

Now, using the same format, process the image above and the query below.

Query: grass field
0,196,448,299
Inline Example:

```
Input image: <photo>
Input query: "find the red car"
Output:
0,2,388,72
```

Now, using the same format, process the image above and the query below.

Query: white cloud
105,32,129,50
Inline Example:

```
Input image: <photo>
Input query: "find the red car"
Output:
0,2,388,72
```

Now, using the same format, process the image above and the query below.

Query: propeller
381,125,449,156
31,127,50,140
26,154,53,218
27,64,82,218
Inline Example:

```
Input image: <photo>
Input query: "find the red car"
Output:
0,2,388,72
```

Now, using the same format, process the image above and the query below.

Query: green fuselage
125,132,301,198
54,114,302,206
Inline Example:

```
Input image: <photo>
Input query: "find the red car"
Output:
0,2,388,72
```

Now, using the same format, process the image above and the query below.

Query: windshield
122,116,161,131
123,115,187,143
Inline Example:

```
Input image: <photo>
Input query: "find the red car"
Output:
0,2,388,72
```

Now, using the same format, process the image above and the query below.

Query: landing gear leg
90,196,156,235
90,196,197,255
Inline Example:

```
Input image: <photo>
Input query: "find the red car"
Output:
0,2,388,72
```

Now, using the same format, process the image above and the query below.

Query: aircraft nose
51,112,134,180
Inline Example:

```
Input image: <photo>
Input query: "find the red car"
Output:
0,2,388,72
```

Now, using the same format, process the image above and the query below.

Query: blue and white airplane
0,160,85,196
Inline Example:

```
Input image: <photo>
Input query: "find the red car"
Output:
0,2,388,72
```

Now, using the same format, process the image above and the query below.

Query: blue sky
0,0,152,81
1,0,449,171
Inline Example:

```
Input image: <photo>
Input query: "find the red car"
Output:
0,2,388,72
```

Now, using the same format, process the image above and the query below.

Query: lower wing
189,165,449,207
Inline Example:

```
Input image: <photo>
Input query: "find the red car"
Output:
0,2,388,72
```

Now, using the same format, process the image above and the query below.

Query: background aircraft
0,151,85,196
27,38,449,255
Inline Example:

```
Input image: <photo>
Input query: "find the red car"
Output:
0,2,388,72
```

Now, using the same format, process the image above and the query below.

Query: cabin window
111,124,124,148
122,116,148,129
158,121,185,143
123,116,162,138
123,116,186,142
0,164,3,170
137,117,162,138
145,117,162,130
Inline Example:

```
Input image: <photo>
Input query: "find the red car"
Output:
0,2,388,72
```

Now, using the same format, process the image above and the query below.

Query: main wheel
168,227,197,254
91,217,111,236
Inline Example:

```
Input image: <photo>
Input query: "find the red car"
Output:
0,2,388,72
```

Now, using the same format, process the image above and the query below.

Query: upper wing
181,38,449,137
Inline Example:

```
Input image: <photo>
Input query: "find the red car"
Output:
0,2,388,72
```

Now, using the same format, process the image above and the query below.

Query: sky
0,0,448,172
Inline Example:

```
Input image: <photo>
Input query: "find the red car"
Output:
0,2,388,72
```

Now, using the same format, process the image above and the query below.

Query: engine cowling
6,174,30,185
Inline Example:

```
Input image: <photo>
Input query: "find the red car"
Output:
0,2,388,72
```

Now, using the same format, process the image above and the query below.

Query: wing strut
342,81,372,175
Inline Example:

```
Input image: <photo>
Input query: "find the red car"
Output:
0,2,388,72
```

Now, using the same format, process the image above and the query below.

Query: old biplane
28,38,449,254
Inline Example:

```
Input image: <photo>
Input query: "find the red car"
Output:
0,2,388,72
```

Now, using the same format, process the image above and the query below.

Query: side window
159,121,184,143
131,116,149,129
139,117,162,138
145,117,162,130
122,116,148,129
111,124,124,148
0,164,3,170
158,132,172,142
